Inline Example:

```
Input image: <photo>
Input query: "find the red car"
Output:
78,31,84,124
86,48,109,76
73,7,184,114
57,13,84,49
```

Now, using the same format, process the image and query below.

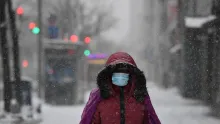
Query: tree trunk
0,0,12,113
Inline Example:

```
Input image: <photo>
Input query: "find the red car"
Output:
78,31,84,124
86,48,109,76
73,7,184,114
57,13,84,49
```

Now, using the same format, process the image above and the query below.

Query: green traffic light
32,27,40,34
84,50,90,56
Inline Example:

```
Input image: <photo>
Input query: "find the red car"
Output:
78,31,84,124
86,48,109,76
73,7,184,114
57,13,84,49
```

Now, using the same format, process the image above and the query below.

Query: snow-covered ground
1,82,218,123
40,82,220,124
147,83,219,124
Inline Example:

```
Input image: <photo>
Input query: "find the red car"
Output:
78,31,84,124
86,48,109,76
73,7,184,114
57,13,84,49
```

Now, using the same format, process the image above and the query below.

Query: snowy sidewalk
40,82,220,124
147,82,219,124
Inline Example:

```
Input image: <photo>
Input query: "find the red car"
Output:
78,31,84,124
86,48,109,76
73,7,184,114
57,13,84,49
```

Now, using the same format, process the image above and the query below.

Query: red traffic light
22,60,29,68
70,35,78,43
84,37,91,44
16,7,24,15
29,22,36,30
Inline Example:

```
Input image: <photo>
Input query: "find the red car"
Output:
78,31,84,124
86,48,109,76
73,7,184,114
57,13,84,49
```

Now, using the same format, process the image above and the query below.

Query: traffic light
84,37,91,44
29,22,36,30
16,7,24,15
70,35,78,43
22,60,29,68
84,50,91,56
32,27,40,34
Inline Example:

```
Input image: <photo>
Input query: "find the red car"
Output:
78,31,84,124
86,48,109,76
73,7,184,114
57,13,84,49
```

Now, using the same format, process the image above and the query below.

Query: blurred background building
1,0,220,123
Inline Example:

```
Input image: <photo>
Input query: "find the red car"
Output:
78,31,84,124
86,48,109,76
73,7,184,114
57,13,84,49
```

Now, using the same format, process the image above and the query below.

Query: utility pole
38,0,44,100
0,0,12,113
7,0,22,111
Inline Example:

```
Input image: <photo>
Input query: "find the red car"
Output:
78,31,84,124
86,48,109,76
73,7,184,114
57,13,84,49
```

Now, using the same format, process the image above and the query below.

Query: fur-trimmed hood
97,52,148,102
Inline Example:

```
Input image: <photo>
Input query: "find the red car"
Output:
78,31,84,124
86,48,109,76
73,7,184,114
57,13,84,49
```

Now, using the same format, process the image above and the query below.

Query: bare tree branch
50,0,117,39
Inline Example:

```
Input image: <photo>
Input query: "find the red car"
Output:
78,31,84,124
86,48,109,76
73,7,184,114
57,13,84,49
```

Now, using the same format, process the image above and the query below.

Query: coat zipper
120,87,125,124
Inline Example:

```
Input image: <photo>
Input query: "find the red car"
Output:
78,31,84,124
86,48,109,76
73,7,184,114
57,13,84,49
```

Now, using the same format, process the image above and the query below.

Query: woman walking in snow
80,52,161,124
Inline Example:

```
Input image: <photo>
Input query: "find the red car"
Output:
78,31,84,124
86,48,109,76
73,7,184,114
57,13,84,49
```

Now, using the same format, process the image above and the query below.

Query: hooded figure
80,52,161,124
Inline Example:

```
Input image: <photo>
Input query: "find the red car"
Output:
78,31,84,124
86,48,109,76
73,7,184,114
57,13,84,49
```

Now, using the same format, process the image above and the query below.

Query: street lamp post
8,0,22,112
38,0,44,100
0,0,12,113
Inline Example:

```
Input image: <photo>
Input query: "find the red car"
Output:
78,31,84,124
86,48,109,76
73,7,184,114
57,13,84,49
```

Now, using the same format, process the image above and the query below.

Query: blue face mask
112,73,129,86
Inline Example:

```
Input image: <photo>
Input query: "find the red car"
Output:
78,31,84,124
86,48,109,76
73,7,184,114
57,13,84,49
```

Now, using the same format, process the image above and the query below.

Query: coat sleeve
92,105,101,124
91,104,101,124
144,105,149,124
145,95,161,124
80,88,101,124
